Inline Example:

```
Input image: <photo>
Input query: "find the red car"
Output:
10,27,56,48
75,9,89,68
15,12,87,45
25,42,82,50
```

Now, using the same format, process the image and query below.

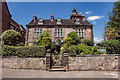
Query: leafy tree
37,31,50,45
84,39,94,46
64,37,72,46
107,1,120,39
1,30,22,46
67,31,78,42
42,37,52,49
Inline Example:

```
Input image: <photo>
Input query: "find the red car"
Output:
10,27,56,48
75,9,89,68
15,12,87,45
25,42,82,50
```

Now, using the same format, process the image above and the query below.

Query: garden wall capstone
69,54,120,71
2,57,46,70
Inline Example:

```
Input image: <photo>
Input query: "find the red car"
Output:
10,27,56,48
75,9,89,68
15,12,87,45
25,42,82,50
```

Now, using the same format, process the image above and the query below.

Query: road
2,69,119,79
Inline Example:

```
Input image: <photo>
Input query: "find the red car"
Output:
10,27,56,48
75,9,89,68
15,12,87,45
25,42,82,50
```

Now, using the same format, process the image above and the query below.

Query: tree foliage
37,31,50,45
67,31,78,42
1,30,22,46
107,1,120,39
42,37,52,49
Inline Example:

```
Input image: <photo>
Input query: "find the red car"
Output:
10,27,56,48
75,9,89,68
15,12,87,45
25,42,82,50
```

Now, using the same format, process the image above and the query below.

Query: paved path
2,69,119,78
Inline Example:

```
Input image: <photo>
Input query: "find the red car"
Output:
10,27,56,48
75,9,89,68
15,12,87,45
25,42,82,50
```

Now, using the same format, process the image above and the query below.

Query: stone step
49,68,66,72
52,66,64,69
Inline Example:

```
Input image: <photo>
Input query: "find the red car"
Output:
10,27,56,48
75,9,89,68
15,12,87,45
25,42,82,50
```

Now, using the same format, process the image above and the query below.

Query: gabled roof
27,19,92,26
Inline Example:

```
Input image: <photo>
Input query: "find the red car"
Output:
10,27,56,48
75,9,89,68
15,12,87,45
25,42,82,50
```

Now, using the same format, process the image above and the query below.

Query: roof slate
27,19,92,26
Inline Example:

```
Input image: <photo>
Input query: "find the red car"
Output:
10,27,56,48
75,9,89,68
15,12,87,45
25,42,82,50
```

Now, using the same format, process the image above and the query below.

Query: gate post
46,49,51,71
63,50,69,71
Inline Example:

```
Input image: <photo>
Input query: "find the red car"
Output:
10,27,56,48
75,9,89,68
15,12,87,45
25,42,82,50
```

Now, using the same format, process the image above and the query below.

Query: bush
97,39,120,54
84,39,94,46
76,44,99,55
42,37,52,49
64,37,72,46
1,46,46,57
67,31,78,42
37,31,51,46
1,45,16,56
1,30,22,46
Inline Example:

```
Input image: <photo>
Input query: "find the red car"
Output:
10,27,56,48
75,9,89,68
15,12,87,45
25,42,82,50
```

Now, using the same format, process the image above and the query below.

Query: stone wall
2,54,119,71
69,54,119,71
2,57,46,70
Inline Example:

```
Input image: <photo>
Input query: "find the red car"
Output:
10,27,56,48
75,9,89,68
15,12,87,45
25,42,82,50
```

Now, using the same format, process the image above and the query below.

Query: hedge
1,45,46,57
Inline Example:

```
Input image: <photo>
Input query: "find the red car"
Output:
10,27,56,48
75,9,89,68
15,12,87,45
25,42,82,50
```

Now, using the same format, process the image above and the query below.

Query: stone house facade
0,1,26,43
26,8,93,45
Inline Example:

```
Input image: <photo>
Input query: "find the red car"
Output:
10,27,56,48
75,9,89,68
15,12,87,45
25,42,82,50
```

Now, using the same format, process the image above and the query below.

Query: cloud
85,11,92,14
94,37,104,43
87,16,104,21
93,21,96,24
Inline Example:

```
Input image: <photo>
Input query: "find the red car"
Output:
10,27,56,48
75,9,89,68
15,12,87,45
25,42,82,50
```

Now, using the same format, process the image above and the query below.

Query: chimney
83,13,86,20
51,14,54,21
33,14,37,20
72,8,77,13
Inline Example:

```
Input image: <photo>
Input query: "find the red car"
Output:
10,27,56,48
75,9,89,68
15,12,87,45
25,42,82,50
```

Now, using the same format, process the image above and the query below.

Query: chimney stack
83,13,86,20
33,14,37,20
51,14,54,21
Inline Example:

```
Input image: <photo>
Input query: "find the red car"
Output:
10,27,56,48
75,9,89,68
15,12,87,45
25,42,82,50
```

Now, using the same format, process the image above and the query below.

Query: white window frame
76,28,84,37
55,28,63,37
38,19,43,24
57,19,61,24
34,28,42,37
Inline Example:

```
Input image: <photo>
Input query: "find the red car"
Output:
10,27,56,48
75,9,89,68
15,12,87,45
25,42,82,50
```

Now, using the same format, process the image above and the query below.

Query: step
49,68,66,72
52,66,64,69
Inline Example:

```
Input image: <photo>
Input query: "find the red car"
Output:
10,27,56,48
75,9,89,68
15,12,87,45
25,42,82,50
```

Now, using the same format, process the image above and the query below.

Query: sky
7,2,114,43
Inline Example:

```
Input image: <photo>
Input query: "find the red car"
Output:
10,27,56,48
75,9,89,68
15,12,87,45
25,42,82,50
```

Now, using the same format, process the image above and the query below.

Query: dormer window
75,19,80,24
57,18,61,24
38,18,43,24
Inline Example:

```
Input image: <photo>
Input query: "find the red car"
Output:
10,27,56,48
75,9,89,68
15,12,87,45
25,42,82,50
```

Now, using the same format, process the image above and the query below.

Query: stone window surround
76,28,84,37
55,28,63,37
34,28,42,37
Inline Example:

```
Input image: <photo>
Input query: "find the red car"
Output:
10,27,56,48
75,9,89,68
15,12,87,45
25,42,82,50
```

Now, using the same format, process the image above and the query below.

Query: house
0,1,26,43
26,8,93,45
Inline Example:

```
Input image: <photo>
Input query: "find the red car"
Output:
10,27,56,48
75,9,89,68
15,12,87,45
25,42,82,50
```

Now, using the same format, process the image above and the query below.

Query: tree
42,37,52,49
1,30,22,46
37,31,51,45
67,31,78,42
107,1,120,40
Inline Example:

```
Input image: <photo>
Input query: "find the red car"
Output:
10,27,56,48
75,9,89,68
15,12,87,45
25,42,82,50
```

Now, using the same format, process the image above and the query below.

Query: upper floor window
75,19,80,24
76,28,84,37
55,28,63,37
38,18,43,24
56,18,61,24
10,25,14,30
34,28,42,37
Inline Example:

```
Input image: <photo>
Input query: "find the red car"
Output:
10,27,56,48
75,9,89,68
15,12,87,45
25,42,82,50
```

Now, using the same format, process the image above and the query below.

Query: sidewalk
2,69,119,78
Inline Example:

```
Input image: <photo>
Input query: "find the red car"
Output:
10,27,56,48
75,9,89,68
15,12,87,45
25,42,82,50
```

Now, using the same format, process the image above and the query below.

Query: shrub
16,46,46,57
1,46,46,57
1,30,22,46
98,39,120,54
37,31,51,46
84,39,94,46
1,45,16,56
64,37,72,46
42,37,52,49
76,44,99,55
67,31,78,42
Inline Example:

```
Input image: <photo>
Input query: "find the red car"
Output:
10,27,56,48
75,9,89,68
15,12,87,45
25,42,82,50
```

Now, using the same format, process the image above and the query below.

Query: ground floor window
76,28,84,38
55,28,63,37
34,28,42,37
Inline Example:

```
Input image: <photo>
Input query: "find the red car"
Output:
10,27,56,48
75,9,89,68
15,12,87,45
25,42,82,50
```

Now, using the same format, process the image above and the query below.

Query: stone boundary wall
2,57,46,70
2,54,120,71
69,54,120,71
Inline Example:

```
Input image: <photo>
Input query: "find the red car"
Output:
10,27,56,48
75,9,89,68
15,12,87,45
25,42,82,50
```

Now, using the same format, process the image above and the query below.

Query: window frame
34,28,42,37
55,28,63,37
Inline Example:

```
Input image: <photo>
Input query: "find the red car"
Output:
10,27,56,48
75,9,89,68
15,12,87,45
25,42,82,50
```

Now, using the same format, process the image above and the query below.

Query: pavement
2,69,119,79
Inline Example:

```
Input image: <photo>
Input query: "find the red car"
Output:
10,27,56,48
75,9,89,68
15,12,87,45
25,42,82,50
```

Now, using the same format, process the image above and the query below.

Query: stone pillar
46,49,51,71
62,50,69,71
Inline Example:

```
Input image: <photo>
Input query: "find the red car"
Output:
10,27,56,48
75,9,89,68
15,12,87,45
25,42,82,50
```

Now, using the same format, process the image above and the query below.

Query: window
38,19,43,24
75,19,80,24
76,28,84,37
57,19,61,24
10,25,14,30
34,28,42,37
55,28,63,37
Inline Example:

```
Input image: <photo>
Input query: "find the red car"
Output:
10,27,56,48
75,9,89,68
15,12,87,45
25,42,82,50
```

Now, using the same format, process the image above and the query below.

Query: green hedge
1,45,46,57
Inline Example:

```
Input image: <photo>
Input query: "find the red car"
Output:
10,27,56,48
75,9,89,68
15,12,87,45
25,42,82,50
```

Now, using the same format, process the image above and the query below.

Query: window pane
40,29,42,32
37,29,39,32
55,29,57,32
58,29,59,31
61,32,63,36
58,32,59,36
55,32,57,36
61,29,62,32
34,32,36,37
37,32,39,36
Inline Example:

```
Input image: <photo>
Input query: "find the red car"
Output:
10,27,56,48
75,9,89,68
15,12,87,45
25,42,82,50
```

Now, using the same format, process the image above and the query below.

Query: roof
27,19,92,26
